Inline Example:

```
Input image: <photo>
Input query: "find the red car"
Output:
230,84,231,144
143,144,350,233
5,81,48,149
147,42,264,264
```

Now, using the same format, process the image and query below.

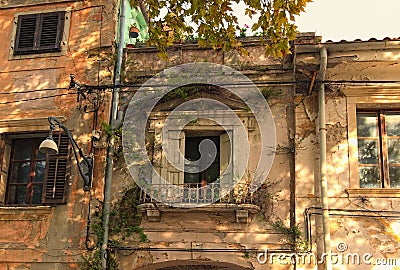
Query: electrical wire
90,79,400,93
0,87,67,95
0,92,76,105
1,79,399,96
1,76,399,105
111,246,293,253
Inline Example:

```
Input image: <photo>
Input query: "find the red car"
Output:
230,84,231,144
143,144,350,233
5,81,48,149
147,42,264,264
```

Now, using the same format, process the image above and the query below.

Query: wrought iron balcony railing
138,182,256,205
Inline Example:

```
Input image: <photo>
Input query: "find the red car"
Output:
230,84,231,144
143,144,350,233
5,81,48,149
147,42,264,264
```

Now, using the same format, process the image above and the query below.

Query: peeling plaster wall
295,41,400,269
114,42,299,270
0,1,116,269
2,12,399,268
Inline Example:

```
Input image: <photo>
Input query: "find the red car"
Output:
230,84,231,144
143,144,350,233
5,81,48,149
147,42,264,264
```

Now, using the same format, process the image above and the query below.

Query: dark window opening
3,133,70,205
184,136,220,185
14,11,65,55
357,110,400,188
6,138,46,204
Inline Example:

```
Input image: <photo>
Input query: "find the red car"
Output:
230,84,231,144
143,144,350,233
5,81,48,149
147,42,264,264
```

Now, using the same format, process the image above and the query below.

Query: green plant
109,185,148,242
242,250,250,259
101,120,113,137
261,88,283,100
184,33,197,42
271,220,309,253
126,225,149,242
81,185,147,269
100,120,123,158
80,211,119,270
239,24,249,37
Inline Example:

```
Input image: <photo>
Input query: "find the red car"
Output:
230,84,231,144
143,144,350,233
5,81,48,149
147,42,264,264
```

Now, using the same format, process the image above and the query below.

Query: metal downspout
318,46,332,270
101,0,126,269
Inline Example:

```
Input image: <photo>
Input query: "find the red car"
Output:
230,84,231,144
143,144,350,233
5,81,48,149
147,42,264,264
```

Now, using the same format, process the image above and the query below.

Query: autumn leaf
130,0,312,58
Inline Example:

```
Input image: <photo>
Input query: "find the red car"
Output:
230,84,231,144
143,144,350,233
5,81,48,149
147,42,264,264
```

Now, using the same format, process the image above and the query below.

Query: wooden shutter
0,135,11,205
220,132,232,197
14,11,65,55
42,133,70,204
14,14,37,53
0,134,5,204
38,12,65,51
165,130,185,185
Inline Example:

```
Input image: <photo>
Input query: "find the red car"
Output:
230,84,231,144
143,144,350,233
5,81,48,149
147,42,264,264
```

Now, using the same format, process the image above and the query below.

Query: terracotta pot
129,26,139,38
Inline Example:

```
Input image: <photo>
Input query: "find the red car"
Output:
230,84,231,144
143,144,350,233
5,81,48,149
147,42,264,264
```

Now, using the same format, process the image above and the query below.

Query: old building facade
0,0,116,269
109,36,400,270
1,1,400,270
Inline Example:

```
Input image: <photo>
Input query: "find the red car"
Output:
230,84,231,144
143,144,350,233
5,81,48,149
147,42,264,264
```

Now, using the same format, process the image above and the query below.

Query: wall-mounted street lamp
39,117,93,191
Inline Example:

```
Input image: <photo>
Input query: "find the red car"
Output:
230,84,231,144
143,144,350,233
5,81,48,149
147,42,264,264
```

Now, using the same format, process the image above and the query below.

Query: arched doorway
139,260,252,270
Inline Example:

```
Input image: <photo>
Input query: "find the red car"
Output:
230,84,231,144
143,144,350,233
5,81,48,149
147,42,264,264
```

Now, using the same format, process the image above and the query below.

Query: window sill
346,188,400,198
0,205,52,221
9,51,66,61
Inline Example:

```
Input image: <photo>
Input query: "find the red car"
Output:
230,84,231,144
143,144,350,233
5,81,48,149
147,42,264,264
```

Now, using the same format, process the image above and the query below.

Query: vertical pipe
289,47,297,246
101,0,126,269
318,46,332,270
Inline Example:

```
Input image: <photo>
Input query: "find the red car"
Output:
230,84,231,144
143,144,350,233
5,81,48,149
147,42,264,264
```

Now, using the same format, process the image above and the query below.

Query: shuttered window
3,133,70,205
14,11,65,55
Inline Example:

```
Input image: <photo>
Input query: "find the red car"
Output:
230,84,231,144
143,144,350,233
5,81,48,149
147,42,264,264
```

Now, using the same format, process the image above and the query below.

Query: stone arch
139,260,252,270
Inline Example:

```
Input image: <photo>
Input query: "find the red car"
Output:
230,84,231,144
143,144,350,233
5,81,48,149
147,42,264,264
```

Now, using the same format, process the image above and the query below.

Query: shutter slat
42,133,70,204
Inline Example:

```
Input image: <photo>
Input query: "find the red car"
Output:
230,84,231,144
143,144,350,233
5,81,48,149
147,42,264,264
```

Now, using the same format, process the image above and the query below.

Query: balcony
137,183,260,223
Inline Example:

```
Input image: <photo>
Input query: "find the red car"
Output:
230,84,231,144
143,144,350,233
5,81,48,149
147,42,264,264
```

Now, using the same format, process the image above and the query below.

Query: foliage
130,0,312,59
271,220,309,253
101,120,123,158
109,185,148,243
81,185,147,269
80,211,119,270
101,120,113,137
261,87,283,100
239,24,249,38
160,85,198,101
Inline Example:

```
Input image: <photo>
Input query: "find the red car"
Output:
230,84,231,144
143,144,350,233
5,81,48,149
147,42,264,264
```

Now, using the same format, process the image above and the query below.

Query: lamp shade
39,136,58,155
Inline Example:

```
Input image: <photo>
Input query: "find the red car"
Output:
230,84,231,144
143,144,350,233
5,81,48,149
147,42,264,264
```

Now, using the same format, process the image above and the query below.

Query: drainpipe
101,0,126,269
318,46,332,270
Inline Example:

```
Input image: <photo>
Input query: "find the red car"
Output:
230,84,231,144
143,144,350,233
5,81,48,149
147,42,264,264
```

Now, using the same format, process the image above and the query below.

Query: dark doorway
184,136,220,184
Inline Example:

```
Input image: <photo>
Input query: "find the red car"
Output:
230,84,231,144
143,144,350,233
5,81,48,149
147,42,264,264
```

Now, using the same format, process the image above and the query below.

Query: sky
295,0,400,41
235,0,400,42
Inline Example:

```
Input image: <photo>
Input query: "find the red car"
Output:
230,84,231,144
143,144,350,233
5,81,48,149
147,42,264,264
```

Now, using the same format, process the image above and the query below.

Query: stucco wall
0,1,116,269
295,42,400,269
112,42,298,270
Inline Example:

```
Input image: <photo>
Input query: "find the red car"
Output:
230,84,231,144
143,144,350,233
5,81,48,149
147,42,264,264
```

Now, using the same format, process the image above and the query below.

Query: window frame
14,11,65,55
344,86,400,197
9,9,71,60
0,132,71,205
148,113,240,186
5,137,47,205
356,110,400,188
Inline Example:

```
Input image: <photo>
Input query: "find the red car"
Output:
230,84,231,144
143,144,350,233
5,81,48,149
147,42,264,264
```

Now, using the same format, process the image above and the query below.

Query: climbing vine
271,219,309,253
81,184,148,269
